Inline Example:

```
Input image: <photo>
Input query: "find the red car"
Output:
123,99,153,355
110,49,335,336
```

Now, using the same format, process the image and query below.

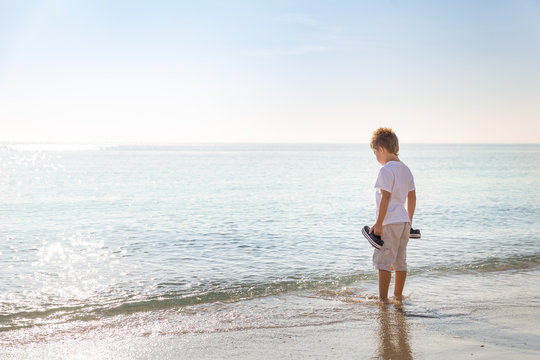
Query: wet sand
3,268,540,359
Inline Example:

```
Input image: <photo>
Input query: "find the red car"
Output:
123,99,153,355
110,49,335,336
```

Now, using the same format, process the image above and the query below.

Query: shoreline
3,267,540,359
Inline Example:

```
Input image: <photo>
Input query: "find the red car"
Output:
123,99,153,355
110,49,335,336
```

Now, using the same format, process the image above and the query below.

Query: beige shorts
373,222,411,272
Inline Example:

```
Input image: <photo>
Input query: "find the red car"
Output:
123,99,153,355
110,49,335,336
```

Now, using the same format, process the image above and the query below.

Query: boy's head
370,128,399,155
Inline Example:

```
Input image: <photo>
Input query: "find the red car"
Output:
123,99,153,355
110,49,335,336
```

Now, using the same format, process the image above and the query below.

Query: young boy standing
369,128,416,303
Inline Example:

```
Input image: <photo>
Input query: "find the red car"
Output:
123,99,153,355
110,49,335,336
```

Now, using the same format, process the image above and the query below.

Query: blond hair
370,128,399,155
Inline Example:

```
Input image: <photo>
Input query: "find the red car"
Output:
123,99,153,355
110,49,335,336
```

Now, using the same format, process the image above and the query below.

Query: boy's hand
370,223,383,237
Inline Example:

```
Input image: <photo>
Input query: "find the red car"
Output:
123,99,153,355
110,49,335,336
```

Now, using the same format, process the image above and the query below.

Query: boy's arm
407,190,416,223
371,190,390,236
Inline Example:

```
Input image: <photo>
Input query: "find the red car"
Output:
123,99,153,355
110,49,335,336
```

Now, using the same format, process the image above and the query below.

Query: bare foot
378,297,390,304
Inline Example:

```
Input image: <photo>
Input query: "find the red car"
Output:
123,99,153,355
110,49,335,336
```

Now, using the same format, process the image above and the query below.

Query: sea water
1,144,540,345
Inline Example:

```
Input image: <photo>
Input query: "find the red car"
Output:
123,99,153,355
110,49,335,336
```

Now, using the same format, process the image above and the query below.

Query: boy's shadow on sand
375,304,413,360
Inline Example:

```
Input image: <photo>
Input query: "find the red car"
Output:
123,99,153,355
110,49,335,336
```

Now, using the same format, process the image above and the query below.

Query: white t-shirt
375,161,415,225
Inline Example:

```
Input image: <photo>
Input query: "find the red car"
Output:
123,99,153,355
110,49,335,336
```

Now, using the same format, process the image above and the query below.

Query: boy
369,128,416,303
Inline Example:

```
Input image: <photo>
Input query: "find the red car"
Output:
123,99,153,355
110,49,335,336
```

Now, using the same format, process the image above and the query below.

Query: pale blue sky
1,0,539,143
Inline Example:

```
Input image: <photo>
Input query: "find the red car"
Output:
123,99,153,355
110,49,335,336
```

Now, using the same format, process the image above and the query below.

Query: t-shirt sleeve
409,172,416,192
375,167,393,192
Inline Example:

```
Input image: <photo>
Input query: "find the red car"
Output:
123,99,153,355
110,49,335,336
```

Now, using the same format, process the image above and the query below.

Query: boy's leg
378,269,391,302
393,222,410,300
376,223,402,302
394,271,407,300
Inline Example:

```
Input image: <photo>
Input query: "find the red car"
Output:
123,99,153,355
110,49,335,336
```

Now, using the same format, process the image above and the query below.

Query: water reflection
375,304,413,360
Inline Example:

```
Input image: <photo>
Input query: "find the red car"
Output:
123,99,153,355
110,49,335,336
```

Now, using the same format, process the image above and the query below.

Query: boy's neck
381,154,400,165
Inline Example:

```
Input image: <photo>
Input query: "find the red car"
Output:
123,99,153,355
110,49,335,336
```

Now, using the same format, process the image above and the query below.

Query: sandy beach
4,266,539,359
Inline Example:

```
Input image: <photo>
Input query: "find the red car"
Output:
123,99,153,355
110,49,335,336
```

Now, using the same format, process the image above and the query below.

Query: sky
1,0,539,144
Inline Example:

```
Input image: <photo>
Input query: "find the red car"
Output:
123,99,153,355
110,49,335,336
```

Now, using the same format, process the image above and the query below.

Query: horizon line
2,141,539,146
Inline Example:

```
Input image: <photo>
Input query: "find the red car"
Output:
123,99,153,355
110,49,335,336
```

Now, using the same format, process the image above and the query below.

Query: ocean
1,143,540,348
